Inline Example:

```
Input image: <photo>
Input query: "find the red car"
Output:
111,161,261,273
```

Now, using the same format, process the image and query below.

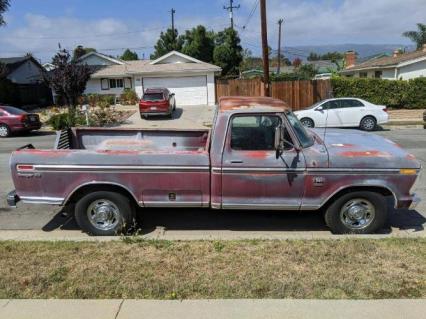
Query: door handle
230,160,243,164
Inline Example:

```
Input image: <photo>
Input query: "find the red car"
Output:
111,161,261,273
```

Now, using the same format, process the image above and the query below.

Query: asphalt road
0,129,425,235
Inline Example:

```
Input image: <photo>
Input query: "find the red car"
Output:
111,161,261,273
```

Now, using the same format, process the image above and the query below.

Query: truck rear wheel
75,191,135,236
324,191,387,234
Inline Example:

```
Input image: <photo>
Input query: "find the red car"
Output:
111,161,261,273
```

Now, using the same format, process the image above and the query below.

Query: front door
220,113,306,210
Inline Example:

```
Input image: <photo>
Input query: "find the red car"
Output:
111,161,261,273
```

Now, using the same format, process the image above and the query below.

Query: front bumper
7,190,20,207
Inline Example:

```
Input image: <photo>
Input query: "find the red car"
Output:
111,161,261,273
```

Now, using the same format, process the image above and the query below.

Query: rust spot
244,151,270,159
17,149,69,157
219,96,290,112
406,153,416,160
339,150,392,158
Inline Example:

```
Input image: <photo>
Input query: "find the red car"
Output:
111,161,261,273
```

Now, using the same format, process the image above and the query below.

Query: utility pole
223,0,240,30
171,8,176,44
277,18,283,74
260,0,270,96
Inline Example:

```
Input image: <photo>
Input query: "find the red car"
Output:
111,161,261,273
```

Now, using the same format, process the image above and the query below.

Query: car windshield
143,93,164,101
1,106,26,115
285,111,314,148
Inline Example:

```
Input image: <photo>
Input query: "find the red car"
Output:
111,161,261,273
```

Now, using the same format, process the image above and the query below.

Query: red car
139,88,176,118
0,105,42,137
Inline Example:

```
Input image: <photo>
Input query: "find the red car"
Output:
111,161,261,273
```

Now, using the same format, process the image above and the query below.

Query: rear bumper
10,123,42,132
7,190,20,207
140,111,170,117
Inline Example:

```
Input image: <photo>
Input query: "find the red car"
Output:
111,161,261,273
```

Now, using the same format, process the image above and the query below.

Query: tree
44,50,92,123
0,0,10,26
120,49,138,61
307,52,321,61
213,28,243,76
403,23,426,50
150,29,184,59
182,25,215,63
292,58,302,67
72,45,97,61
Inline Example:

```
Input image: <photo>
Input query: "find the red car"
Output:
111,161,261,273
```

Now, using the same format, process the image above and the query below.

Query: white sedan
294,98,389,131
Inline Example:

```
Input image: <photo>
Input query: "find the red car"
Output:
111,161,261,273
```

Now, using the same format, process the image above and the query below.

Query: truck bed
11,128,211,207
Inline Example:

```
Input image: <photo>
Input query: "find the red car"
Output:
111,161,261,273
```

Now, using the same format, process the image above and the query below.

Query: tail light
20,115,27,122
17,164,34,171
383,108,388,113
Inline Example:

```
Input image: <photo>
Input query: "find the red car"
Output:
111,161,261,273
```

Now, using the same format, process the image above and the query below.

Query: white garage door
143,76,208,106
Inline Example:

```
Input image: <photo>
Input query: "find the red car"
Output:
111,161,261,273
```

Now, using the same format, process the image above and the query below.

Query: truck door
220,113,306,210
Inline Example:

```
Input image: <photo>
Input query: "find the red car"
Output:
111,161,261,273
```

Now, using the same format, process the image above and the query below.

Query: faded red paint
339,150,392,158
244,150,270,159
219,96,290,112
16,149,70,157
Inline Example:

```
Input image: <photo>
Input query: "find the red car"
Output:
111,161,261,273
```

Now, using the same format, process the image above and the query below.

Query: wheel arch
321,185,396,210
64,182,140,207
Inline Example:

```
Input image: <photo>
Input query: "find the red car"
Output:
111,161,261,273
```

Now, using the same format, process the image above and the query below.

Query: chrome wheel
0,125,9,137
340,198,375,230
361,117,376,131
87,199,120,231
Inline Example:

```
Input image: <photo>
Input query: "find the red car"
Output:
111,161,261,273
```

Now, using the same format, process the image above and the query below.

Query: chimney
423,44,426,52
393,49,402,58
344,51,356,68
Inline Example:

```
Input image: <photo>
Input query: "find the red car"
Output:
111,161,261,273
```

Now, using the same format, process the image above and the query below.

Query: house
0,55,44,84
341,45,426,80
77,51,222,106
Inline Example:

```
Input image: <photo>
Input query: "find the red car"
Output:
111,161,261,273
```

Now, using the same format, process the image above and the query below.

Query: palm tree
0,0,10,26
403,23,426,50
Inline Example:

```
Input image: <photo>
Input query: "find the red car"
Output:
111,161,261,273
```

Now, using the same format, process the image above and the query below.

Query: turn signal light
400,169,417,175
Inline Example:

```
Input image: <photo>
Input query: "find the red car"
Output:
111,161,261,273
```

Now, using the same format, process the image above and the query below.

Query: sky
0,0,425,62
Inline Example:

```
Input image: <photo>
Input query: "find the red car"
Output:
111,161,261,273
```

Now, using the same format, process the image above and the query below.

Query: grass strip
0,238,424,299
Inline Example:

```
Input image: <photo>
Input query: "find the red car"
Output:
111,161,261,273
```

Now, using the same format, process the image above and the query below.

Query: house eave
340,65,396,74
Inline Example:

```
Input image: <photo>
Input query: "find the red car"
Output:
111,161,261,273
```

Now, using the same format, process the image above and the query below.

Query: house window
359,72,368,78
109,79,124,89
375,71,382,78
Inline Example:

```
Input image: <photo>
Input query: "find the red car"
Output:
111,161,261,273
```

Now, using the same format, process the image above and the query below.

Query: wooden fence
215,78,332,111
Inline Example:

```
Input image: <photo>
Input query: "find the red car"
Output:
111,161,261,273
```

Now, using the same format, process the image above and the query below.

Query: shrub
120,89,138,105
331,77,426,109
46,112,85,130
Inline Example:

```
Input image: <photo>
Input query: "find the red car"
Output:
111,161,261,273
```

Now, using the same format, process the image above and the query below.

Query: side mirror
315,106,323,111
274,125,284,159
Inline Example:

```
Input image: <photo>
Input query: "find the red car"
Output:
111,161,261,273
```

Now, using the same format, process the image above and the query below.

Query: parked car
8,96,420,236
0,105,42,137
139,88,176,118
294,98,388,131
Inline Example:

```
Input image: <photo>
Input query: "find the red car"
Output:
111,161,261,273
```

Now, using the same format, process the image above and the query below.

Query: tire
360,116,376,131
300,118,315,128
324,191,387,234
0,124,10,137
75,191,135,236
173,102,176,111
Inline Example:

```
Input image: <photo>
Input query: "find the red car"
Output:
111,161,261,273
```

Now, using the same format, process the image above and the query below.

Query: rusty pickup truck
7,96,421,235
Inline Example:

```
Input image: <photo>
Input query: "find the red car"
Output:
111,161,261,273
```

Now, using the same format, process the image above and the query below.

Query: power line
241,0,259,31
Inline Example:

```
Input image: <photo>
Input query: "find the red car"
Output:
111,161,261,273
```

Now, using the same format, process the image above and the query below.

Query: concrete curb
0,229,424,242
0,299,424,319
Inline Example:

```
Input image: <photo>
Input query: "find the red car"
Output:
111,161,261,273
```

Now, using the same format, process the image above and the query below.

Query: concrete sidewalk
0,299,424,319
0,228,424,242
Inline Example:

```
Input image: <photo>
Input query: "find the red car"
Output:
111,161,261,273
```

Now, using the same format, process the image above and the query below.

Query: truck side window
231,115,281,150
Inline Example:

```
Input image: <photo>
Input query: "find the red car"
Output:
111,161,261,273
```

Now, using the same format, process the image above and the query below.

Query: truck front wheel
324,191,387,234
75,191,135,236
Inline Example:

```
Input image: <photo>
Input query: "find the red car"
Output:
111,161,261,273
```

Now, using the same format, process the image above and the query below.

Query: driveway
121,104,215,129
0,127,425,238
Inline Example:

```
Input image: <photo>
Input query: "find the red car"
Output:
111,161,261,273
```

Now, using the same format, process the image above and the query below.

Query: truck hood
312,129,421,169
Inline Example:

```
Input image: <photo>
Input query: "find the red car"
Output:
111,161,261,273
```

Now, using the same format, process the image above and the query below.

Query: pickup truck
7,96,421,235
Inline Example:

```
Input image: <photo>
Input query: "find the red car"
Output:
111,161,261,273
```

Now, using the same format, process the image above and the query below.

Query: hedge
331,77,426,109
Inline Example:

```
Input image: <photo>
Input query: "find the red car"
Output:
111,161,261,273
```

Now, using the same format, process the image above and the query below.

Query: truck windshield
285,111,314,148
143,93,164,101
